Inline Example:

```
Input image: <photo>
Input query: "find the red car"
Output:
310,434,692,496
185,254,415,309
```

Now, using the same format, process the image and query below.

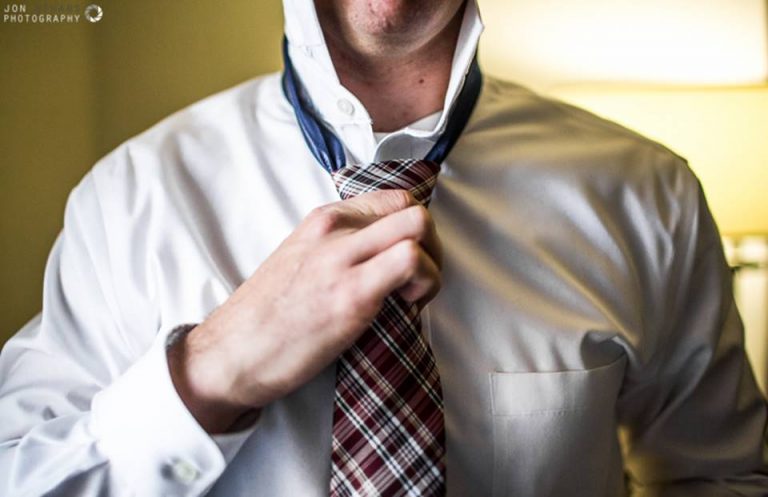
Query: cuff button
168,459,200,484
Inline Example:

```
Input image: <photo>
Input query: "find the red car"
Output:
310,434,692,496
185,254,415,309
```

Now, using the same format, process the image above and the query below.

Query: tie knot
332,159,441,206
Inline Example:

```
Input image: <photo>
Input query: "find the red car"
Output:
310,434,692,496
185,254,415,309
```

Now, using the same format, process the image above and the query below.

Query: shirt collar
282,0,484,163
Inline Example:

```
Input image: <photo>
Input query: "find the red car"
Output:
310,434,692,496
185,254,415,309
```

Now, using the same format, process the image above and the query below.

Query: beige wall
1,19,95,344
0,1,283,344
88,1,283,159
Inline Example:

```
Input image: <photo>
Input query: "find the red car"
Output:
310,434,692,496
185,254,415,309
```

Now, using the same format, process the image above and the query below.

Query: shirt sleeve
618,168,768,495
0,171,254,496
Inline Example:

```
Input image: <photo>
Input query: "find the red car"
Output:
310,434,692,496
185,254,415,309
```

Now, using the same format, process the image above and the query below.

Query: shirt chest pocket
489,356,627,497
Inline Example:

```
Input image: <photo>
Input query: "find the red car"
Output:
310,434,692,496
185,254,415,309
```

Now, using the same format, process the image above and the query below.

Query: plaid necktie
329,159,446,497
280,35,482,497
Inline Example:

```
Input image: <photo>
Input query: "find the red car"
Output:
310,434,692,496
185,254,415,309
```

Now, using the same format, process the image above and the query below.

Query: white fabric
1,0,767,496
373,111,442,145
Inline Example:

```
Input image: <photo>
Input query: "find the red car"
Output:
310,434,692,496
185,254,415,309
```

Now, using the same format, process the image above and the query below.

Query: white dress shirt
1,1,766,496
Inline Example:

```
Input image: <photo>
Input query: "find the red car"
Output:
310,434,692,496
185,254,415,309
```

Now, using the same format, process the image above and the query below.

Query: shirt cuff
164,323,260,463
89,328,237,496
211,427,257,463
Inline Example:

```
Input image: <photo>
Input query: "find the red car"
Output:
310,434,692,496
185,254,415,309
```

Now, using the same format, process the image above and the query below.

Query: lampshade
547,85,768,235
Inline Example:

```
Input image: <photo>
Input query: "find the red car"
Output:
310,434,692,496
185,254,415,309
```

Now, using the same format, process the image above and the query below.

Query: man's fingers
341,189,420,218
352,240,441,305
301,189,420,239
395,248,441,304
341,205,442,268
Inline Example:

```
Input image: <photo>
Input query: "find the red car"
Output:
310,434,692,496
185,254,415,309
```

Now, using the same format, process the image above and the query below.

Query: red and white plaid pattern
330,159,446,497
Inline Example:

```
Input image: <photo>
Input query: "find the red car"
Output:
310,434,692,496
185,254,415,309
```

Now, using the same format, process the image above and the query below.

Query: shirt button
337,99,355,116
170,459,200,484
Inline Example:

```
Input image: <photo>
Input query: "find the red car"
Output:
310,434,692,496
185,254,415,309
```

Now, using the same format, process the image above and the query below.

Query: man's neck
323,7,463,133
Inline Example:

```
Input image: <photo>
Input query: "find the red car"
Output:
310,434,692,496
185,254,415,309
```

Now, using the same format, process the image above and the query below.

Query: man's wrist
166,323,258,434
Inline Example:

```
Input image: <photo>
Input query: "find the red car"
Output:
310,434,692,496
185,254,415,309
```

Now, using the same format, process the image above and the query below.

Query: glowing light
549,85,768,235
479,0,768,90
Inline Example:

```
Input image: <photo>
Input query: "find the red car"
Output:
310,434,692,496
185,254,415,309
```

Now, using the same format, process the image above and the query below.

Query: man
1,0,766,495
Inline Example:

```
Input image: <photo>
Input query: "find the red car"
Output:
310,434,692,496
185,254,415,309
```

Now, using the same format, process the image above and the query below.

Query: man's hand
167,190,442,433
